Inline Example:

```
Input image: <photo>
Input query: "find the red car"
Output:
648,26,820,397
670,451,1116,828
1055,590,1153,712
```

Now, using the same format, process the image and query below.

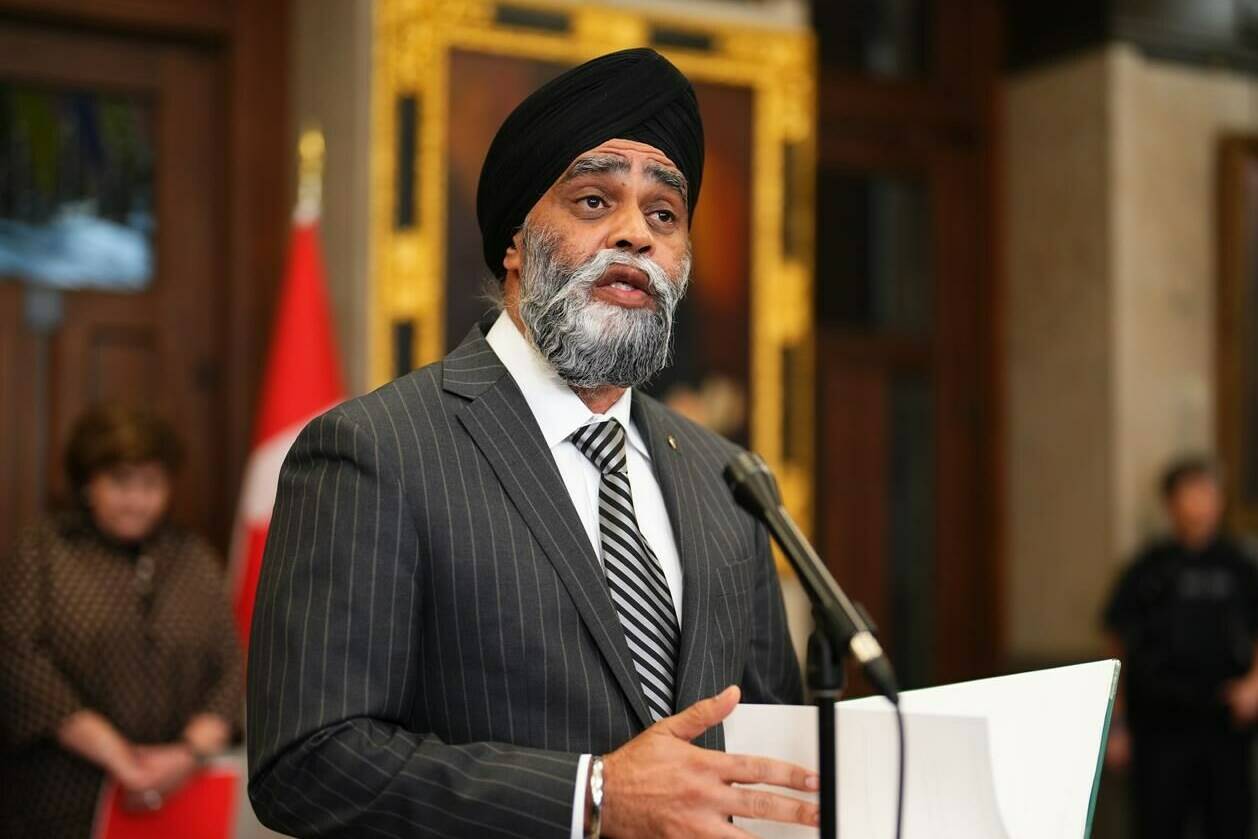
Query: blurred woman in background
0,404,243,837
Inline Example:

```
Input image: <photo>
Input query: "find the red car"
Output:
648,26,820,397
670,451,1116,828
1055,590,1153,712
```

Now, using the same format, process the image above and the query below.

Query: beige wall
1005,49,1116,661
1004,45,1258,661
1110,49,1258,551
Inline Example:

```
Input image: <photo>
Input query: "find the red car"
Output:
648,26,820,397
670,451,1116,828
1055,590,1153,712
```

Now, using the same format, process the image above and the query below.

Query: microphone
724,452,899,704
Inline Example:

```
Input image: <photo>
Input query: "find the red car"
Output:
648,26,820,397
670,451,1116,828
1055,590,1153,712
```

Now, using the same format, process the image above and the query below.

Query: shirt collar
484,310,649,459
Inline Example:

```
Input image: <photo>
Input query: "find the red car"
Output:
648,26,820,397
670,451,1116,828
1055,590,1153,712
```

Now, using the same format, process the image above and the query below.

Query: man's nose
605,206,653,257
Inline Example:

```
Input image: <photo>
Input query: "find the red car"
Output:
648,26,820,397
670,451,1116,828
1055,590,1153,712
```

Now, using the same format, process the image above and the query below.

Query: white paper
725,705,1007,839
723,660,1118,839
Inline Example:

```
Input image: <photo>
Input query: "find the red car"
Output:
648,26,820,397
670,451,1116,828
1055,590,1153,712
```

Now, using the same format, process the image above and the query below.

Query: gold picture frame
371,0,817,543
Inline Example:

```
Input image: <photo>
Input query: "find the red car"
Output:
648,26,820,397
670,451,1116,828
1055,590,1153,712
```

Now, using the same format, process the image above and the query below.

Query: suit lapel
631,395,714,713
446,325,654,730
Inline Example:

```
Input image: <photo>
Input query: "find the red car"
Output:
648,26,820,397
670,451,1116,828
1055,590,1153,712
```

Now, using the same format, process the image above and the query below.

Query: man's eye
581,196,606,209
655,209,675,223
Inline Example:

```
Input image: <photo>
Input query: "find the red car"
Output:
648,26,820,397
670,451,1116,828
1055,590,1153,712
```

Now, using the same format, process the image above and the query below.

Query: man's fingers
718,786,820,827
657,685,741,741
718,753,820,792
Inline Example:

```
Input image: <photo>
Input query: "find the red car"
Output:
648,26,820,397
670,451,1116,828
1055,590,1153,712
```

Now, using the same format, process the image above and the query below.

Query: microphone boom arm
724,452,899,704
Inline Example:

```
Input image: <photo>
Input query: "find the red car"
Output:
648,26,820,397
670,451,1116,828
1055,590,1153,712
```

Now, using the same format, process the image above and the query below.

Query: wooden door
0,22,226,553
816,146,991,691
812,0,1001,691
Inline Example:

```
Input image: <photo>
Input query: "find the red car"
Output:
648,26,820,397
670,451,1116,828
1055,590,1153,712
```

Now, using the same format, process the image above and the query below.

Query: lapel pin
667,434,678,451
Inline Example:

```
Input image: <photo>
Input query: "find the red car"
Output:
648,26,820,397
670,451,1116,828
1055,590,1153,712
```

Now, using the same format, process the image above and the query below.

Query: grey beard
516,222,691,390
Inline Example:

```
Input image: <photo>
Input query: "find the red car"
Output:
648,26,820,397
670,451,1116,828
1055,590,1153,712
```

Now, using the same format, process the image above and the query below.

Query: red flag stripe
252,223,345,446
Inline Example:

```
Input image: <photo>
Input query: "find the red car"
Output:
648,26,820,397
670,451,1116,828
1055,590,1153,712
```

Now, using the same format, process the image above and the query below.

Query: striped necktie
571,418,679,722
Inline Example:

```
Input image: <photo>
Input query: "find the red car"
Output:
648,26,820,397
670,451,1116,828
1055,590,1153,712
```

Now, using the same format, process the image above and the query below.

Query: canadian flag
229,198,344,651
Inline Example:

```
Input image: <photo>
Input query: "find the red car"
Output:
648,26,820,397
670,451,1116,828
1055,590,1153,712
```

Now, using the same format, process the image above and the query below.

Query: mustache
563,249,678,303
518,224,691,306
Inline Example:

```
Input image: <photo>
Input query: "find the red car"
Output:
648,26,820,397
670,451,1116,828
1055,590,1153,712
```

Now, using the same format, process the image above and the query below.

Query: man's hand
1223,673,1258,726
600,685,820,838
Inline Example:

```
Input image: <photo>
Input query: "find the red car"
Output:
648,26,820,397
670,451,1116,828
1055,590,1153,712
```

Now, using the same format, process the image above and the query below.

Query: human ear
502,230,524,275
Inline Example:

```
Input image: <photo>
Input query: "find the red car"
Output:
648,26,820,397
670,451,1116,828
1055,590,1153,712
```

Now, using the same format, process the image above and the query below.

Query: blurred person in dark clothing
1104,455,1258,839
0,404,243,837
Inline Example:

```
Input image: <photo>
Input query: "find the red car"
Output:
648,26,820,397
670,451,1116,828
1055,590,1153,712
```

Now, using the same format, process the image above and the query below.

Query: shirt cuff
570,753,592,839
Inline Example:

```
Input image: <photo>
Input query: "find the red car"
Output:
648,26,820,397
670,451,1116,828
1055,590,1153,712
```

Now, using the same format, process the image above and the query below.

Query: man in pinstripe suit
247,48,815,838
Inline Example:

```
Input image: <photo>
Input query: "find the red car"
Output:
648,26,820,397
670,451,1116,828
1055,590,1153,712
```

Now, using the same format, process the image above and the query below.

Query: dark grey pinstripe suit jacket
246,318,802,838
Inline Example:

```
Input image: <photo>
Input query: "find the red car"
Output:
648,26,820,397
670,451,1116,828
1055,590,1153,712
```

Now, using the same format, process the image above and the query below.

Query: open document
724,660,1120,839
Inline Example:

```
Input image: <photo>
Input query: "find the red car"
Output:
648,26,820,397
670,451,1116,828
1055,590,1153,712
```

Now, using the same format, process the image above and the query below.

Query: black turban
476,47,704,278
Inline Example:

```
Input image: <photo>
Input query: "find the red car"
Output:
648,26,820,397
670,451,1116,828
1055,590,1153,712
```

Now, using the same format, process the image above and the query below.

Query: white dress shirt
484,310,684,838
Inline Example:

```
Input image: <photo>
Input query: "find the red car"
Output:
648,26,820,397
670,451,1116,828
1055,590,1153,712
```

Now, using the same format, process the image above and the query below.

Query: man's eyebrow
560,154,631,182
646,162,688,204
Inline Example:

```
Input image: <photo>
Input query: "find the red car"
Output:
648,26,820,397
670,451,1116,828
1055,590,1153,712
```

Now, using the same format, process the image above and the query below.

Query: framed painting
372,0,817,537
1219,137,1258,533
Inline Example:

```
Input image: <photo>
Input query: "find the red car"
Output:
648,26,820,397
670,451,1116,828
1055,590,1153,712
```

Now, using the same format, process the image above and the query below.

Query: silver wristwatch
585,755,604,839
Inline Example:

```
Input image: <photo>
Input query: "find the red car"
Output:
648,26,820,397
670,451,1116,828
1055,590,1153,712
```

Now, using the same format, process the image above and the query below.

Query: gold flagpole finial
296,127,325,221
298,128,325,179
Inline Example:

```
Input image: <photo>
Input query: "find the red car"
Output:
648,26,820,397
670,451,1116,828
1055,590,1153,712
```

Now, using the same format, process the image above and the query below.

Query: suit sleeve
246,410,580,838
737,521,804,704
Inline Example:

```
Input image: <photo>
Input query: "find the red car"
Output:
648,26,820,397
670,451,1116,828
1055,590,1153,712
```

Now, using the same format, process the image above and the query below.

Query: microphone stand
724,453,898,839
756,507,883,839
808,622,847,839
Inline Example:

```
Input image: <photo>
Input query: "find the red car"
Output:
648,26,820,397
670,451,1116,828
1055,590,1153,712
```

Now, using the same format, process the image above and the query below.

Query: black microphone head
723,451,783,516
